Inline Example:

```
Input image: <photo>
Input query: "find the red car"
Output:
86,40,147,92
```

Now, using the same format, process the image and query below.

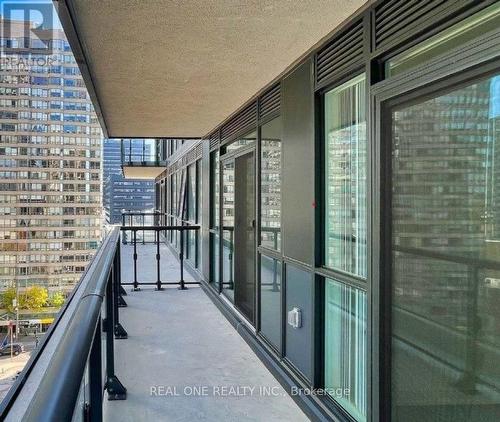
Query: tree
50,291,65,308
21,286,48,310
1,288,17,313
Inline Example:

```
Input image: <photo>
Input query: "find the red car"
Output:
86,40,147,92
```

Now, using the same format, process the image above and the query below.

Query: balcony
0,225,307,421
121,139,165,180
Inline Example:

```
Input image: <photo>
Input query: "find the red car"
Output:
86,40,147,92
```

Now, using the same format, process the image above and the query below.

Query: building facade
103,138,154,224
0,19,102,293
152,2,500,421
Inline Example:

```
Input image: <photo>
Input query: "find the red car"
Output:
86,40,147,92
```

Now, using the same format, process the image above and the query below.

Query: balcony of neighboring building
121,139,166,180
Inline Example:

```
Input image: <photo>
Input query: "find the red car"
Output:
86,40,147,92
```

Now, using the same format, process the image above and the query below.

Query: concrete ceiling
55,0,369,138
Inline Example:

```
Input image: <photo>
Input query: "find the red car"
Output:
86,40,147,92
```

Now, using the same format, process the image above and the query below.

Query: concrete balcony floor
104,244,307,421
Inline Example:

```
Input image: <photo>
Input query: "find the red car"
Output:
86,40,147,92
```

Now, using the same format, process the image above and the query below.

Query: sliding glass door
388,71,500,421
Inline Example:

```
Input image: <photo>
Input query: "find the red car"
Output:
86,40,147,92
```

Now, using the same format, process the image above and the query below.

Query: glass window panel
386,3,500,77
211,151,219,229
259,254,281,349
188,163,196,222
187,163,196,262
196,159,202,268
260,117,282,251
325,278,367,421
324,74,367,278
224,130,257,153
210,233,219,287
222,160,235,301
210,151,220,284
391,73,500,421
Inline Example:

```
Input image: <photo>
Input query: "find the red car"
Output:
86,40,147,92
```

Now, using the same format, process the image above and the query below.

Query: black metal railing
121,211,166,244
120,223,200,291
0,227,128,421
393,244,500,394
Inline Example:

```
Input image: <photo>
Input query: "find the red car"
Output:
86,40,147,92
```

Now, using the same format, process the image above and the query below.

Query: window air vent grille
374,0,475,51
259,83,280,120
316,20,364,89
220,102,257,144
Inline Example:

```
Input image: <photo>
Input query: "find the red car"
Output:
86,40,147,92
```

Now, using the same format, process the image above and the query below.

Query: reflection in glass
224,130,257,153
210,233,219,288
260,255,281,350
187,163,196,262
172,172,178,247
210,151,219,285
196,159,202,268
325,278,366,421
222,160,235,301
324,74,367,277
260,117,281,251
211,151,219,229
391,73,500,421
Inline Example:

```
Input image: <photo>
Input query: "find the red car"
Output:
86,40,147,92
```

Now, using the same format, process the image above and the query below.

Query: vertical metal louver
220,101,257,145
315,20,364,89
374,0,475,51
259,83,281,120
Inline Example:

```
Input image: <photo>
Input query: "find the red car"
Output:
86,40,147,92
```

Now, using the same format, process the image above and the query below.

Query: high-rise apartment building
103,138,154,224
0,19,102,293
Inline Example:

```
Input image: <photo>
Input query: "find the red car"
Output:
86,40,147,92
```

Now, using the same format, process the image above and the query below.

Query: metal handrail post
133,230,139,291
142,214,145,245
156,228,163,291
178,227,187,290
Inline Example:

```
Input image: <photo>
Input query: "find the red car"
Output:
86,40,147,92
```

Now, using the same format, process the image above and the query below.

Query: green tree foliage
20,286,48,310
1,288,17,312
50,291,65,308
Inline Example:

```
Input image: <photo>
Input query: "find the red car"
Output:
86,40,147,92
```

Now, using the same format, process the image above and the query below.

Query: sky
0,0,62,29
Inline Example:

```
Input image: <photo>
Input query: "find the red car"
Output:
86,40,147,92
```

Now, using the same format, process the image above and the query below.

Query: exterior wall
0,19,102,292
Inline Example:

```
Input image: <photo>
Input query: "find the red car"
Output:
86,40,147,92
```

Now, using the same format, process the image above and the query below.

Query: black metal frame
121,211,166,245
120,225,201,291
312,65,370,421
255,113,284,356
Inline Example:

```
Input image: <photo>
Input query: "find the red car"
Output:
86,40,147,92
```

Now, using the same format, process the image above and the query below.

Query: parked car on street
0,343,24,356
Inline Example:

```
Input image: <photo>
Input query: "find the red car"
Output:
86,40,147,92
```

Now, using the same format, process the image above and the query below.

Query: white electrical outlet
287,307,302,329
